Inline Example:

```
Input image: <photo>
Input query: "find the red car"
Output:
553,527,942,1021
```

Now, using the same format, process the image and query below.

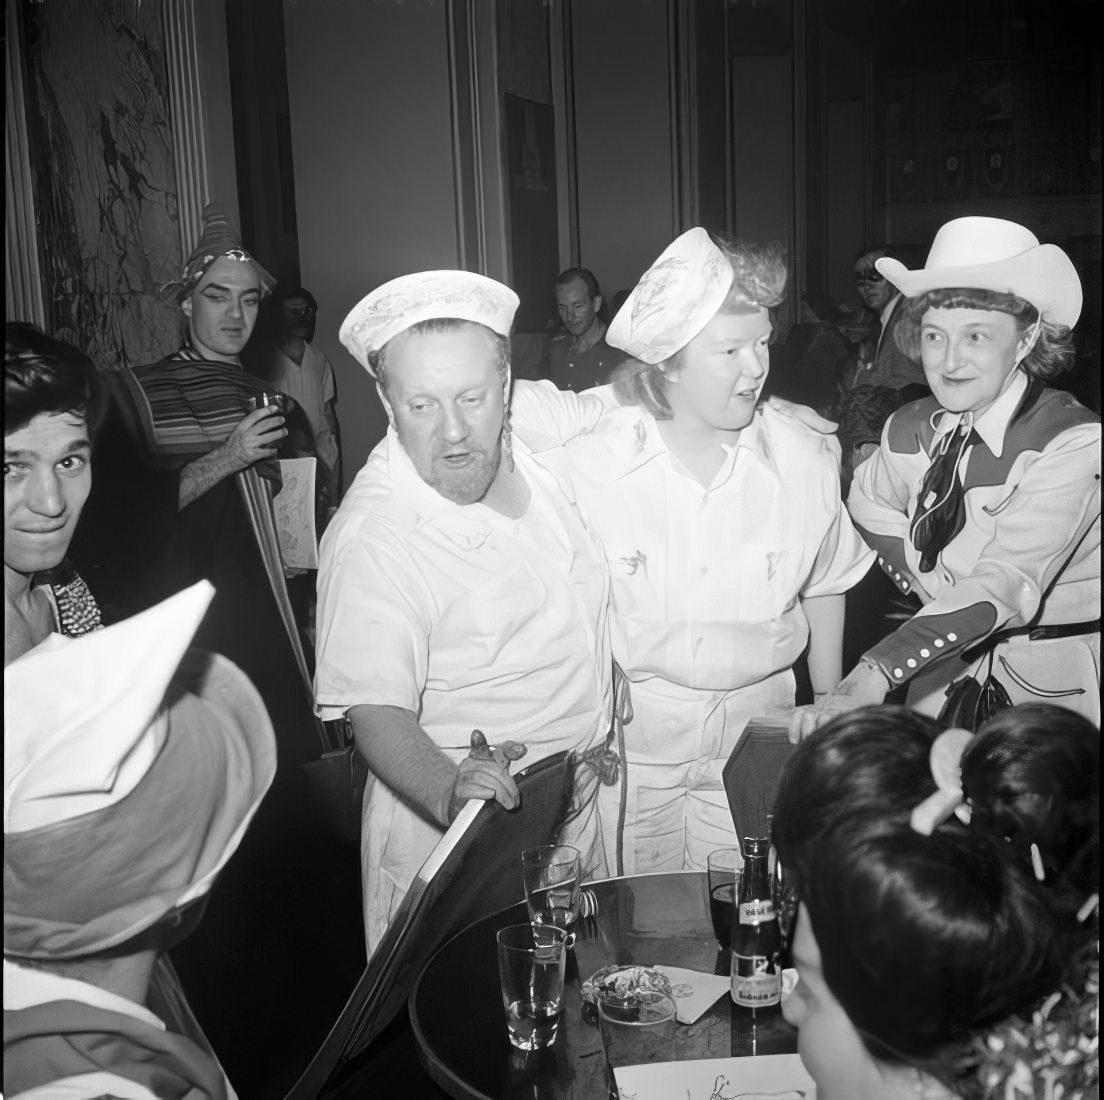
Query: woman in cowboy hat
791,217,1100,740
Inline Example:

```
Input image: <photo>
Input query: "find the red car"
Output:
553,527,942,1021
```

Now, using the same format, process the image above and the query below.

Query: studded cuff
863,601,1000,686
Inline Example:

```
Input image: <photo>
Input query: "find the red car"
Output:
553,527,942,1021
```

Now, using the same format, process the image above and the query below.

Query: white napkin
654,965,731,1025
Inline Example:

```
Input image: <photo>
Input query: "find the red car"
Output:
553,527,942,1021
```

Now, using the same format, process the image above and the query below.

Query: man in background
838,246,930,486
539,267,622,391
257,286,342,511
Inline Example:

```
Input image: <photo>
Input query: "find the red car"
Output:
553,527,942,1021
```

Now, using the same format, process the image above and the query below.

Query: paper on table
654,965,730,1025
275,457,318,570
615,1052,815,1100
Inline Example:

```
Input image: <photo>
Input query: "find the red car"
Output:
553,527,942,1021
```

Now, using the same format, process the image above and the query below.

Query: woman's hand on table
787,660,891,743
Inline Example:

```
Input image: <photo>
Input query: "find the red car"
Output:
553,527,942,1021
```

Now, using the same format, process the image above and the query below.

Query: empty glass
598,990,677,1098
522,844,582,929
497,923,570,1051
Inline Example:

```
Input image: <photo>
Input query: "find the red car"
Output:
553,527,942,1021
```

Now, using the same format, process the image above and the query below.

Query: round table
409,871,797,1100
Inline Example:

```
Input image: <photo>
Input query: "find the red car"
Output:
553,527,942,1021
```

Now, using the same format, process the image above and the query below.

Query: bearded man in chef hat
4,581,276,1100
316,271,623,955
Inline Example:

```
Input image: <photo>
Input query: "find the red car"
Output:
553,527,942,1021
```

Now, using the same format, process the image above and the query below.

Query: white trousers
615,670,796,875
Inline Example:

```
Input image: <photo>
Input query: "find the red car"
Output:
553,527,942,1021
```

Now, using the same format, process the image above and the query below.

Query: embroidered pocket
997,654,1085,699
981,484,1020,516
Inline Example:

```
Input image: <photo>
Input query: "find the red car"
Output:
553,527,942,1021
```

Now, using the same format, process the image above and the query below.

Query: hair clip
1030,843,1046,883
909,727,974,836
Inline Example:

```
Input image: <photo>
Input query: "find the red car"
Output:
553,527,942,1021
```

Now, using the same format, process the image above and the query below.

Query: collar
384,428,537,549
928,368,1028,459
879,293,901,327
971,368,1029,458
3,958,166,1031
570,320,607,354
602,404,778,486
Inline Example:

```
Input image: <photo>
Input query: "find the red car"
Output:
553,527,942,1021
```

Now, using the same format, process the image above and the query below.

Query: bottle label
738,899,775,924
731,952,782,1008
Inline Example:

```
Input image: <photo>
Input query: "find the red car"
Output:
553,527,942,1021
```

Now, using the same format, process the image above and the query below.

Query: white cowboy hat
875,217,1082,329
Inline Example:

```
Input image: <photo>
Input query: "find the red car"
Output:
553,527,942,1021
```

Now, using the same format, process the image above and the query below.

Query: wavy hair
894,288,1077,380
5,322,104,437
611,235,787,418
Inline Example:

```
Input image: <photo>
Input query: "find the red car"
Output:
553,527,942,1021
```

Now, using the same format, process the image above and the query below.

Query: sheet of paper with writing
615,1052,815,1099
275,457,318,570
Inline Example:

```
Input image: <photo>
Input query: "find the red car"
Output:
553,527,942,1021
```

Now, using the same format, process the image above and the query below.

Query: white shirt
313,423,614,948
848,370,1101,683
314,434,611,750
558,402,874,691
267,343,339,470
4,959,237,1100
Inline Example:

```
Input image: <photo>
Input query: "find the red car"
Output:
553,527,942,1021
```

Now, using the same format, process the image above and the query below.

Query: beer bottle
730,835,782,1015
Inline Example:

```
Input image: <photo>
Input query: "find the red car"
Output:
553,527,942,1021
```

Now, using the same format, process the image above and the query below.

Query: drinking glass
497,923,569,1051
706,848,742,951
598,990,677,1098
522,844,581,929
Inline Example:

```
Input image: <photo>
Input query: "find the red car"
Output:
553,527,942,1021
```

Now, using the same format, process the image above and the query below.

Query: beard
428,437,503,505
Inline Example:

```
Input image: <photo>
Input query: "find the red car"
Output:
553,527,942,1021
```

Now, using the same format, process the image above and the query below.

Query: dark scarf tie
910,414,977,573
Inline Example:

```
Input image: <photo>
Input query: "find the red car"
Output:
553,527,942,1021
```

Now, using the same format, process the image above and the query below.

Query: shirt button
920,648,930,658
907,658,917,668
893,668,904,679
934,639,945,648
699,566,708,577
947,632,958,642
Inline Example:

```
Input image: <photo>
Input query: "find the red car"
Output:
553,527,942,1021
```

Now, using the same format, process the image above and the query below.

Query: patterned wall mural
20,0,183,369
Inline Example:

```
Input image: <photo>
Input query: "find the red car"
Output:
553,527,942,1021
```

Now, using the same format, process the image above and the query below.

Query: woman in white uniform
792,217,1100,740
557,228,873,873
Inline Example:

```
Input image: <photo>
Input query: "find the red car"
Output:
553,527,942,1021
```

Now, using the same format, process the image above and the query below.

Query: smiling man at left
4,324,105,664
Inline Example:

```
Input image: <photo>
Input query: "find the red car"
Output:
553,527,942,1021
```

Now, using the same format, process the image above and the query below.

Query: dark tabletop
408,871,798,1100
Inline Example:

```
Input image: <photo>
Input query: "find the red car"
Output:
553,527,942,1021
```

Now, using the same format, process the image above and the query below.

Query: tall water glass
497,923,569,1050
522,844,582,929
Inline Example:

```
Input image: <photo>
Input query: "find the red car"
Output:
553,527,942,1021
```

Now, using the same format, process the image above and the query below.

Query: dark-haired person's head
554,267,603,339
781,818,1063,1099
4,324,101,583
963,704,1099,909
279,286,319,343
771,705,941,853
5,323,103,438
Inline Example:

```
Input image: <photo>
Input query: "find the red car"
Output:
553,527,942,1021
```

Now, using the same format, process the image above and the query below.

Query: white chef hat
340,270,520,377
606,227,735,365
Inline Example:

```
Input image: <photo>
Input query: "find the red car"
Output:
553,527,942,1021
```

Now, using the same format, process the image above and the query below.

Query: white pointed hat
340,271,519,376
875,217,1082,329
5,581,277,958
606,227,734,365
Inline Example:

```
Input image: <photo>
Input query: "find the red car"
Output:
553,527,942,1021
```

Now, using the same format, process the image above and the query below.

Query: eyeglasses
854,268,885,284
